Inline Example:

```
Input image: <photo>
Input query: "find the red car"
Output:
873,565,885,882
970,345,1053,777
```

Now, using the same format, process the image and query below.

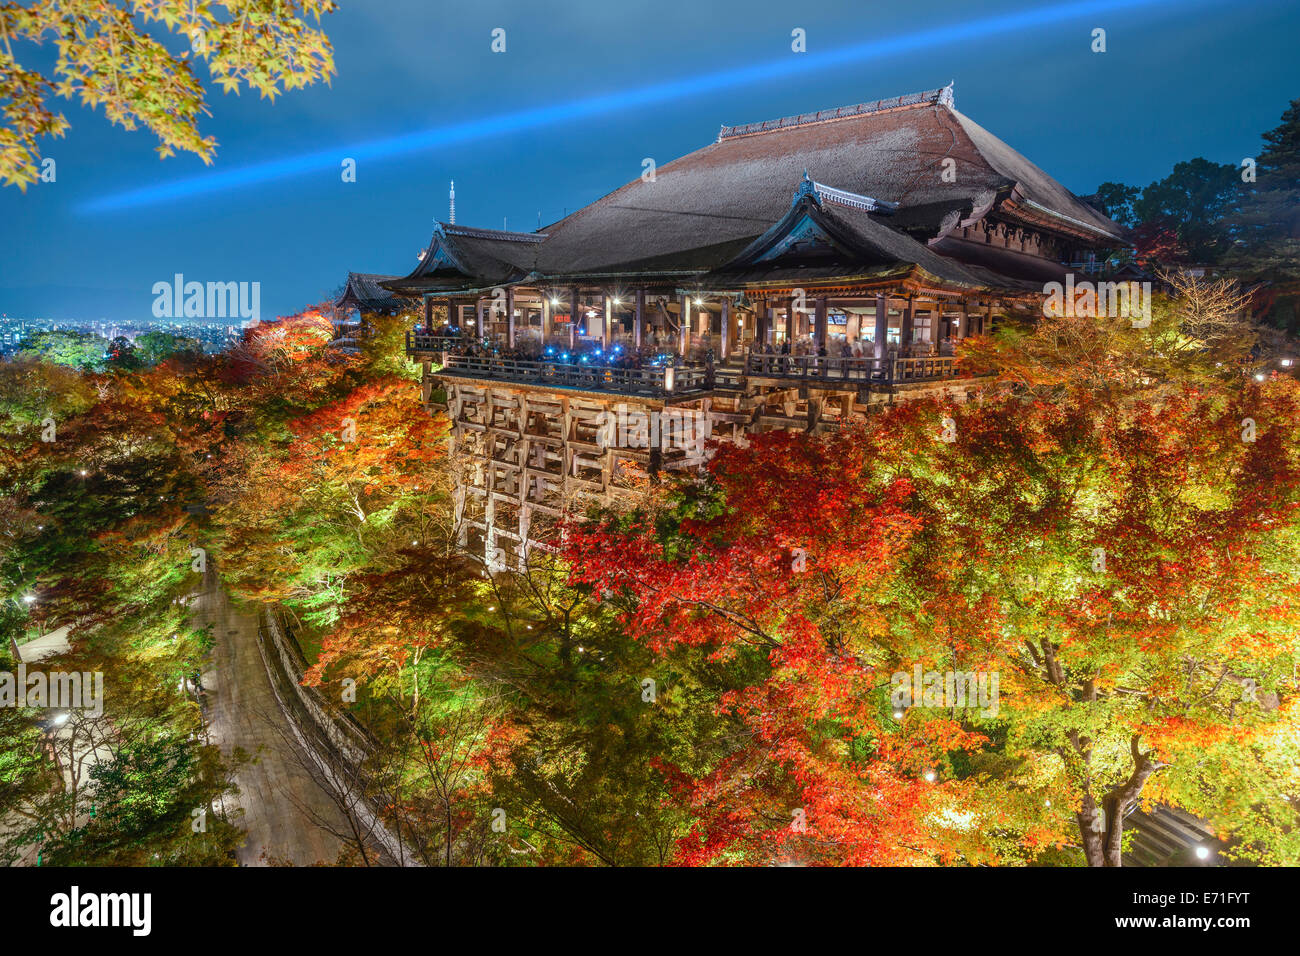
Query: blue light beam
81,0,1205,214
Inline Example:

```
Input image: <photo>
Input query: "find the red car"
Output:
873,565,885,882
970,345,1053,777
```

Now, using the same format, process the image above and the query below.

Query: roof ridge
717,84,953,142
442,223,547,243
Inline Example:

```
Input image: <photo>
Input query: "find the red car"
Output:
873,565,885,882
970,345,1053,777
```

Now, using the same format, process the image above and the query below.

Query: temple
331,271,415,349
360,84,1125,565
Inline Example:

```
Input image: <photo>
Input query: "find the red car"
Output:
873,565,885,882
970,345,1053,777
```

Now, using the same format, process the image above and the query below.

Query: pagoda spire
449,180,456,224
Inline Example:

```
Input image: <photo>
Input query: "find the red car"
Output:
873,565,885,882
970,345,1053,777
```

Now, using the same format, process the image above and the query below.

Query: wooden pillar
679,293,691,358
602,293,612,348
873,293,888,360
506,287,516,348
542,295,552,339
476,298,486,339
721,297,731,357
766,302,776,345
570,286,580,349
423,297,433,333
815,296,828,348
634,288,644,348
957,302,970,341
900,297,914,353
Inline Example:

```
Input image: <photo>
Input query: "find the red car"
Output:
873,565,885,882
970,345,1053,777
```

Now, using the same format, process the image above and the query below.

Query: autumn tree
562,434,996,866
562,285,1300,867
0,353,244,864
0,0,337,188
214,375,448,625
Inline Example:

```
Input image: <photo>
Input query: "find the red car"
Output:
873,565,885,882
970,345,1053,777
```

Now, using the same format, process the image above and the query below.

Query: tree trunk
1077,736,1166,866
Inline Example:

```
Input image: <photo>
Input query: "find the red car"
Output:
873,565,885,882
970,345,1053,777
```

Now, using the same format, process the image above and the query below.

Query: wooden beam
721,297,731,357
570,286,579,350
679,293,691,358
634,288,644,348
873,293,888,360
506,287,516,348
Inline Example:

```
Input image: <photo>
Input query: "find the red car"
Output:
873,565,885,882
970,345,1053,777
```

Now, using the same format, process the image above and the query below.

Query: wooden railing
433,353,712,396
408,331,472,353
743,351,957,383
418,341,959,393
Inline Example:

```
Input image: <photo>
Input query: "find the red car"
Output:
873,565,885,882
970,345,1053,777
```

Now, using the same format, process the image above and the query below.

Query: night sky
2,0,1297,323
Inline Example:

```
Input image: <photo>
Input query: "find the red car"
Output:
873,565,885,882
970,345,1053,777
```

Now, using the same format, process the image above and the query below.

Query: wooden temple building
331,271,416,349
370,84,1124,566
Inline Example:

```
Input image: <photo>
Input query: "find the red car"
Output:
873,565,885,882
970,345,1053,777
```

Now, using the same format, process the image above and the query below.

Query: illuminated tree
0,0,338,188
563,296,1300,866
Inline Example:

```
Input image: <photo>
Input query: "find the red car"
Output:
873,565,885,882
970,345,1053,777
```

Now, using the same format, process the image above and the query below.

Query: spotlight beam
82,0,1205,213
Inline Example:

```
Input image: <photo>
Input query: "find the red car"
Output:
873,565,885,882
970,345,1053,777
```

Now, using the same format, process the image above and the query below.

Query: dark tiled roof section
826,204,984,287
705,191,982,289
387,225,546,292
335,272,416,311
443,224,546,244
931,235,1082,285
